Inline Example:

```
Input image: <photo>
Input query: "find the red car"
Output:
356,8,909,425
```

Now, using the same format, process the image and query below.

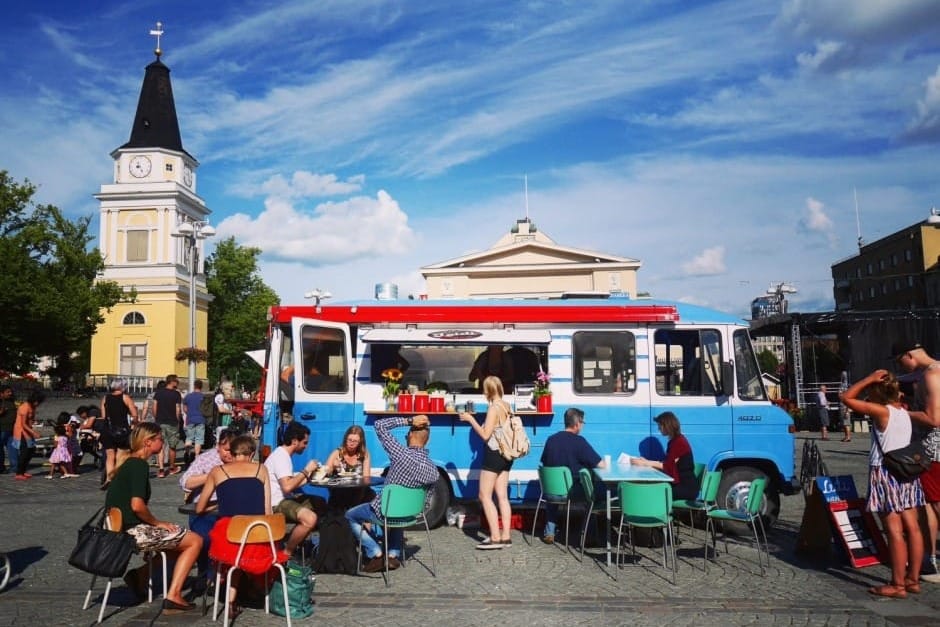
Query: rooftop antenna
854,187,863,250
524,174,529,221
149,21,164,59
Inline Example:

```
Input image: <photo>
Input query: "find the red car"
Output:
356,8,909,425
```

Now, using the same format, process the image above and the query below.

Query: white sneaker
922,555,940,583
45,475,55,480
64,474,80,478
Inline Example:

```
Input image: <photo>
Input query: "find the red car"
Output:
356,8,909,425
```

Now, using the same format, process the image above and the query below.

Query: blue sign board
815,475,858,503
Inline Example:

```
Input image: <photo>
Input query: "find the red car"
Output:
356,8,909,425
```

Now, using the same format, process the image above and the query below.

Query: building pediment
423,241,639,271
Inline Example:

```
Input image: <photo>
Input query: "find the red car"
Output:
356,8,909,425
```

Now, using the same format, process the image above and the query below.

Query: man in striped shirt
346,415,438,573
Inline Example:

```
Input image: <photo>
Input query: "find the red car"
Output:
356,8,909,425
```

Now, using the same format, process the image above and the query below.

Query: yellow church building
89,42,213,390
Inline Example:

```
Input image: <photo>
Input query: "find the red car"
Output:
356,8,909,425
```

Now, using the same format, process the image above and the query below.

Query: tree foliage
205,237,279,391
756,348,779,375
0,171,125,378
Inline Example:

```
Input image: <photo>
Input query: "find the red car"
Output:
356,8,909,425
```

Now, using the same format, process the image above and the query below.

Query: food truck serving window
362,329,551,394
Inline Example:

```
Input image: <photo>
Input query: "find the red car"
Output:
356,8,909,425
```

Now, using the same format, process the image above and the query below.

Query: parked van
260,297,797,527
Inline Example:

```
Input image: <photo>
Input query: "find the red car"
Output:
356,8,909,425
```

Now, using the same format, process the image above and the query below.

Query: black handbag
874,432,930,483
68,507,137,578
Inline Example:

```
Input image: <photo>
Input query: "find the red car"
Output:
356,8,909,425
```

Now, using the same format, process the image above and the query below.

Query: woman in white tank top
842,369,926,599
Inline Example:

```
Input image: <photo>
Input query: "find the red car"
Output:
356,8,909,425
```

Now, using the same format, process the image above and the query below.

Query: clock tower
90,29,212,389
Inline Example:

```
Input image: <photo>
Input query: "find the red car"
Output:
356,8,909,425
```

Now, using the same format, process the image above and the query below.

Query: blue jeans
345,502,402,559
0,431,12,471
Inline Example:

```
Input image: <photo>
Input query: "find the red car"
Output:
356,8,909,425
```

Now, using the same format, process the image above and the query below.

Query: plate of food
338,471,357,478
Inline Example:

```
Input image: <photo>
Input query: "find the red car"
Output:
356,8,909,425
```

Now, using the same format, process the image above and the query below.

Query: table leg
606,489,612,567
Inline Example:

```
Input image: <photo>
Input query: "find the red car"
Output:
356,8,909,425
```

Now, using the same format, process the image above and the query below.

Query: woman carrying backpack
459,375,514,549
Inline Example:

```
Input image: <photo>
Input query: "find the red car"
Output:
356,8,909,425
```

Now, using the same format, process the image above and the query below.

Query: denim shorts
184,423,205,446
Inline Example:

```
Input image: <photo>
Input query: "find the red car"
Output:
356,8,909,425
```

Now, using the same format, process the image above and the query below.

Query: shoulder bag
68,506,138,578
873,430,930,483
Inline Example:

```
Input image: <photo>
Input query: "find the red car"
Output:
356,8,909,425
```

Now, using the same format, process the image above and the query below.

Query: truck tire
716,466,780,535
423,471,452,529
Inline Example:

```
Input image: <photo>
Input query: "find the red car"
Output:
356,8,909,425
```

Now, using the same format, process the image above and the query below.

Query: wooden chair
82,508,169,624
211,514,291,627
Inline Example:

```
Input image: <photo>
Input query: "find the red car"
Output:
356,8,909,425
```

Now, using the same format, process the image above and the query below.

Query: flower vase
386,395,398,411
536,394,552,413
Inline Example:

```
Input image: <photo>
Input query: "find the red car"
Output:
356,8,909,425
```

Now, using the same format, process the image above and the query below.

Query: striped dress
867,405,924,513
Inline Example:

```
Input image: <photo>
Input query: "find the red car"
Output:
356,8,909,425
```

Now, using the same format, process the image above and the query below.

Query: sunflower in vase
381,368,403,399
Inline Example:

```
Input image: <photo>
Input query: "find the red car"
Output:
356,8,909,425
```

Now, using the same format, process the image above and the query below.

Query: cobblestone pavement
1,417,938,626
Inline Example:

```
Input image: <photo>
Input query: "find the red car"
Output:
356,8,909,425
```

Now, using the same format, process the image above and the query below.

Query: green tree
205,237,279,391
0,171,125,378
756,348,779,375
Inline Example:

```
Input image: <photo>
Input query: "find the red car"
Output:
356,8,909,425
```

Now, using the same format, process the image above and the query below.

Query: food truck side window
654,329,722,396
572,331,636,395
300,325,348,393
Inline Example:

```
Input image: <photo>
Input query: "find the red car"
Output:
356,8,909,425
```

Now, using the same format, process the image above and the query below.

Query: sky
3,0,939,319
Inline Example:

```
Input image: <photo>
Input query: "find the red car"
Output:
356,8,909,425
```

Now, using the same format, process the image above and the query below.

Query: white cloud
796,40,856,73
906,66,940,141
800,197,834,234
681,246,726,277
217,189,416,265
257,171,365,199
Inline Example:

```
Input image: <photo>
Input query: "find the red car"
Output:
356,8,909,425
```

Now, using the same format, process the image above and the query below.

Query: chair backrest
619,481,673,523
226,514,287,544
744,477,767,517
578,468,595,503
105,507,122,532
692,462,707,489
539,466,574,499
380,484,428,520
700,470,723,504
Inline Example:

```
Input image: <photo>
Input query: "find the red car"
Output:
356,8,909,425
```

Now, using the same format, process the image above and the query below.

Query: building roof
118,57,194,160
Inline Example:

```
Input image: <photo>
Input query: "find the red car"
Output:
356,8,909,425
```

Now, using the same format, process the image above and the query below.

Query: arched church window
123,311,146,325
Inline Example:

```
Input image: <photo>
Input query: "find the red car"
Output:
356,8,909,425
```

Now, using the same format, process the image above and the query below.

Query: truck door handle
300,413,316,421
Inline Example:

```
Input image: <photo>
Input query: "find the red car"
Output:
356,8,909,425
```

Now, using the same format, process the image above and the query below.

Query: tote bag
67,507,137,578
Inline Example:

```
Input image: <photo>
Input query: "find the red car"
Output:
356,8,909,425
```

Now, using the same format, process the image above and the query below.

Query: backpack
199,393,217,424
269,559,314,618
493,406,530,461
312,512,360,575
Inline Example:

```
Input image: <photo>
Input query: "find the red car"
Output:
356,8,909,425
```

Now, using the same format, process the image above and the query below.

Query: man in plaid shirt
346,415,438,573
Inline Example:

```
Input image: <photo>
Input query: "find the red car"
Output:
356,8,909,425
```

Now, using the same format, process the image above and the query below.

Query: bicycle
0,551,10,591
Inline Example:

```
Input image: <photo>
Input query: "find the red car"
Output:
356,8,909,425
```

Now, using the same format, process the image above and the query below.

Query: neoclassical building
421,218,640,299
89,44,212,383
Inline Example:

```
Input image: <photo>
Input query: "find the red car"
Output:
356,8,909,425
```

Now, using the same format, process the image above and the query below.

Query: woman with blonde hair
841,369,935,598
105,422,202,611
325,425,371,476
459,375,514,549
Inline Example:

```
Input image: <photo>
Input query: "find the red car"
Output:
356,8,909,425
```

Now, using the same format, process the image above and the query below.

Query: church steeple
119,57,191,157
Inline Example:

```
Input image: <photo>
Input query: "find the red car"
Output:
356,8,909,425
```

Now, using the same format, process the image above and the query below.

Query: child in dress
47,424,75,479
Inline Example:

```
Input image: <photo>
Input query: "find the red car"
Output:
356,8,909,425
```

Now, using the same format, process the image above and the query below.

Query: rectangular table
594,465,673,567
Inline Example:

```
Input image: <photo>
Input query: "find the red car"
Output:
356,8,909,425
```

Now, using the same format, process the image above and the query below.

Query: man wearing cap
893,340,940,579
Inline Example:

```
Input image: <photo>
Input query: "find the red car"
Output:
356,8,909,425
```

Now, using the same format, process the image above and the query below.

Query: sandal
905,580,921,594
868,584,907,599
228,604,243,620
156,469,167,479
168,466,182,475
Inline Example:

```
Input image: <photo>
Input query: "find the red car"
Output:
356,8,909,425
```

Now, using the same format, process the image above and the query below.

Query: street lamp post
172,220,215,391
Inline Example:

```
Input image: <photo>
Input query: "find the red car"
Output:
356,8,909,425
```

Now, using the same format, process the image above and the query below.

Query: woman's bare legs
495,470,512,541
478,470,500,541
166,531,202,606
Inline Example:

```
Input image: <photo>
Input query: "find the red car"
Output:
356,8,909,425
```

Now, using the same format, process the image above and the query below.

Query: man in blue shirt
182,379,207,461
540,407,607,544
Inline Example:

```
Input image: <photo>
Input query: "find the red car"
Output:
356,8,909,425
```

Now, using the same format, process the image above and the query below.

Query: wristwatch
407,417,414,426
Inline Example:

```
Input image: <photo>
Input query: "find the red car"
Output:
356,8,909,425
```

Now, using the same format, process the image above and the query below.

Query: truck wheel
423,471,452,529
717,466,780,535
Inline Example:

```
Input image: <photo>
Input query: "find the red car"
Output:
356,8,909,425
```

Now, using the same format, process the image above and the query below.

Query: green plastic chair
673,469,723,533
528,466,574,548
576,468,618,563
704,476,768,576
358,484,434,586
614,481,676,584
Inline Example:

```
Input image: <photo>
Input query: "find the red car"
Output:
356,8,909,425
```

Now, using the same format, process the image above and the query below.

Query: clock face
129,155,152,178
183,165,193,187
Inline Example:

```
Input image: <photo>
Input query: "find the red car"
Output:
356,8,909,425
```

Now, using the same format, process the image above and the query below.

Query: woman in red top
633,411,698,500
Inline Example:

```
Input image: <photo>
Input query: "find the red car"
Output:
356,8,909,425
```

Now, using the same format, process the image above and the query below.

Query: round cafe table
303,474,385,511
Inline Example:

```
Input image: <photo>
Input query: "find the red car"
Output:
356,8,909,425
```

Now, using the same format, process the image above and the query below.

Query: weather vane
149,21,164,59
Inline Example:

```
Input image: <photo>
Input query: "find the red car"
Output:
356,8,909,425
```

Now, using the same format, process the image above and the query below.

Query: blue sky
3,0,939,318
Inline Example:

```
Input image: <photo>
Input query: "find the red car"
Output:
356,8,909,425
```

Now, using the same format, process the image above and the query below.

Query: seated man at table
540,407,607,545
345,415,439,572
264,421,326,555
179,428,235,580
